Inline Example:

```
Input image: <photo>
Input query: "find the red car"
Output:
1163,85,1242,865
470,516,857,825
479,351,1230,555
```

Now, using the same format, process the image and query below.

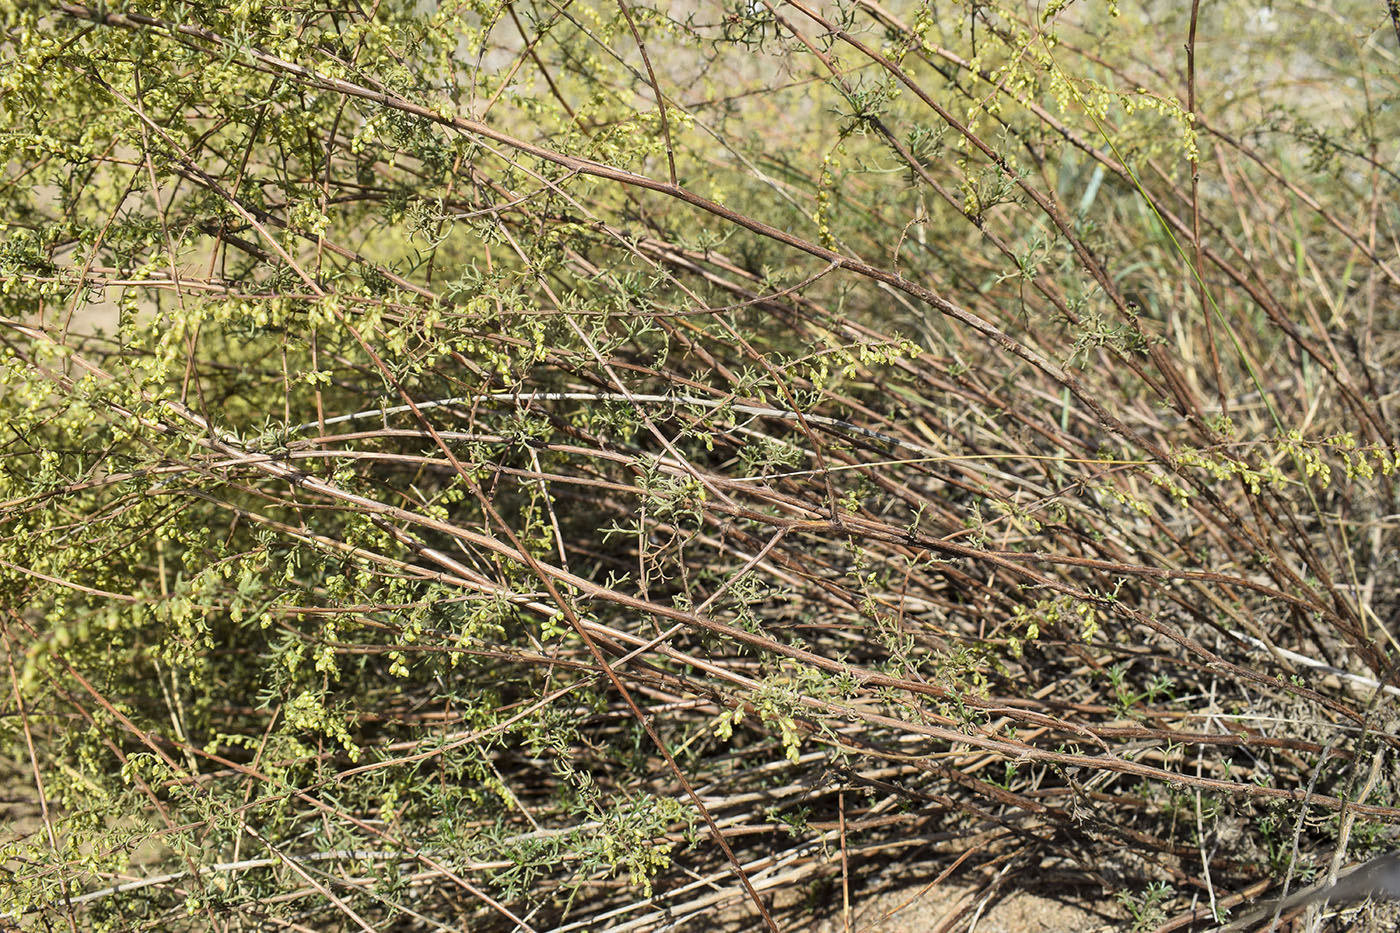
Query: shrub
2,0,1398,929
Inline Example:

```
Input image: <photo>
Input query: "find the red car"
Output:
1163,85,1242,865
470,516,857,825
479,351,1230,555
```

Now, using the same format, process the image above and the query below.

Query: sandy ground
701,860,1400,933
806,883,1115,933
698,859,1122,933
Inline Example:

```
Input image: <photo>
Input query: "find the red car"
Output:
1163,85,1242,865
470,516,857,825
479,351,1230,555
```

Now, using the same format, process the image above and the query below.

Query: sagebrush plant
1,0,1398,930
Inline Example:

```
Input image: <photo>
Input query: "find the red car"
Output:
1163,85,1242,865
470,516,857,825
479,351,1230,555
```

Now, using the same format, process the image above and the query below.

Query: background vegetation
2,0,1398,929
